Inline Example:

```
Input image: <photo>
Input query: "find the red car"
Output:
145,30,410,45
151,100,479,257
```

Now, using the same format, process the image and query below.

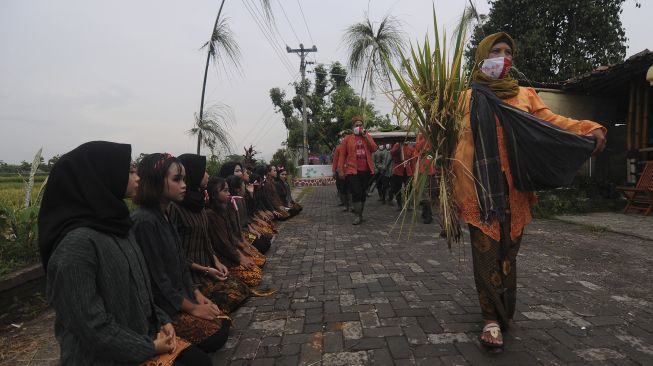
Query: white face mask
480,56,512,79
353,126,363,135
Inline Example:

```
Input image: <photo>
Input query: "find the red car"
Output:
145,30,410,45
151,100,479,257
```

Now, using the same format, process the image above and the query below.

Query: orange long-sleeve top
331,144,343,174
390,143,415,176
338,133,378,175
453,87,607,241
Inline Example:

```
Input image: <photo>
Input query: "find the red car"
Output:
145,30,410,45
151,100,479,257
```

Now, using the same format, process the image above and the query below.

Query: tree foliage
270,148,297,175
270,61,392,153
466,0,628,83
342,14,406,93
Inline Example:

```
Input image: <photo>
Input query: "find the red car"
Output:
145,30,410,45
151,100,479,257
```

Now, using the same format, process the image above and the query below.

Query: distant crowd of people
38,143,301,365
331,116,437,225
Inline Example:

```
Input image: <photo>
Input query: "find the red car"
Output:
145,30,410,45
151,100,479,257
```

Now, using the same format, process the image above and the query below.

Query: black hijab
178,154,207,213
38,141,132,269
218,161,241,178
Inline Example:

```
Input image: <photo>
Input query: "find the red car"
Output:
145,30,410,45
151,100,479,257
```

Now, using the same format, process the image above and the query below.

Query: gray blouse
47,227,170,365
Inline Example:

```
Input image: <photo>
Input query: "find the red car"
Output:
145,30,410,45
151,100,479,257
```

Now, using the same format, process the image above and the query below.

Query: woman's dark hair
248,172,263,185
253,164,273,177
134,153,182,207
206,176,226,210
218,161,243,178
225,175,243,196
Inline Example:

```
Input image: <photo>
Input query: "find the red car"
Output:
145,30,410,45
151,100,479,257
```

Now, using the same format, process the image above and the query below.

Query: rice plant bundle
386,8,470,247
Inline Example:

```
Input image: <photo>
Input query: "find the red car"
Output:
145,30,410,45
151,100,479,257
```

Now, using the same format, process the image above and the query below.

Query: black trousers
375,174,389,199
346,171,372,203
335,172,347,194
252,236,271,254
196,321,230,353
389,174,408,199
173,345,212,366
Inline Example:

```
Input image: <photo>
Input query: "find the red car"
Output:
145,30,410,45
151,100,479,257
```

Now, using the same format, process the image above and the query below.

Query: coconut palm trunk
198,0,227,154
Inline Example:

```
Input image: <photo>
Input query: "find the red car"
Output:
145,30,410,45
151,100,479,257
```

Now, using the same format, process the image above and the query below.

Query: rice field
0,175,46,206
0,175,47,278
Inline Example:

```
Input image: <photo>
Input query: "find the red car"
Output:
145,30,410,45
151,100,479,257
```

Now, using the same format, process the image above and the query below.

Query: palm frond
201,16,241,71
259,0,274,24
342,14,406,93
189,104,234,154
452,1,482,43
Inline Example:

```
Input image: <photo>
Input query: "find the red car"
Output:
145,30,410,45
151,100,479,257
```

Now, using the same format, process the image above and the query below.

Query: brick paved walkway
2,185,652,365
218,186,653,365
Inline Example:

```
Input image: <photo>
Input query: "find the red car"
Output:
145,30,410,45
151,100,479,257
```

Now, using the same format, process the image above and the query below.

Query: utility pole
286,43,317,165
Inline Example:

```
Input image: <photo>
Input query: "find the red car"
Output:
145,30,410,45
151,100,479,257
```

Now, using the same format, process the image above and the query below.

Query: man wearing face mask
337,116,378,224
453,32,607,352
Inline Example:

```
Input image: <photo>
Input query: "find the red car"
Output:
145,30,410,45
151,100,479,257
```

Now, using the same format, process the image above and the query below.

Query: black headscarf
218,161,242,178
178,154,207,213
38,141,132,269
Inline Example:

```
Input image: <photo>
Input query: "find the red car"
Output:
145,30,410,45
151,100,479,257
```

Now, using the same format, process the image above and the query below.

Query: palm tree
189,105,234,155
197,0,273,154
342,14,406,103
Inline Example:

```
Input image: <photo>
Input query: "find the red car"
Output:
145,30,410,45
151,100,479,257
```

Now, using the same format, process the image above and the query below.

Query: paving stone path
2,185,652,365
219,186,653,365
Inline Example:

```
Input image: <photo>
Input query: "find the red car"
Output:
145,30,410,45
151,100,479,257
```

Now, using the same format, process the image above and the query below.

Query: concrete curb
553,216,653,242
0,263,44,293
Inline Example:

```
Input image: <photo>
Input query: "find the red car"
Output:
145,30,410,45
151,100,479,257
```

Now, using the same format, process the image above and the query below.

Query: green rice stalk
385,6,470,248
24,148,42,208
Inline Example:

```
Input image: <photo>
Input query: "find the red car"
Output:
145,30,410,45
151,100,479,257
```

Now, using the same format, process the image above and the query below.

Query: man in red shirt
337,116,378,225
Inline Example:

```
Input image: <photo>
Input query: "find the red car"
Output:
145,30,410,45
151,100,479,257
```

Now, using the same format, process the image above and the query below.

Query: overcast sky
1,0,649,163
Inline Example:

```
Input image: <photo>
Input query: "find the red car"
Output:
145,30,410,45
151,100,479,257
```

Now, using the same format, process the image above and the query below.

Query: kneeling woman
224,175,268,267
275,166,302,216
169,154,250,313
132,153,230,353
40,142,211,366
219,161,274,253
206,176,264,287
255,164,290,220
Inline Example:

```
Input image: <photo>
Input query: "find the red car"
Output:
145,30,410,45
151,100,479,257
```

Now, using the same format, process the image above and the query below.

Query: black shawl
38,141,132,269
178,154,206,213
470,82,595,224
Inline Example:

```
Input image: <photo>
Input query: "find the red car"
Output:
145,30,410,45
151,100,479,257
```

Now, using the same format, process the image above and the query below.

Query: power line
246,72,302,147
251,113,284,147
276,0,301,44
242,0,295,75
286,43,317,164
295,0,315,45
247,0,296,70
242,0,296,76
237,105,275,148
